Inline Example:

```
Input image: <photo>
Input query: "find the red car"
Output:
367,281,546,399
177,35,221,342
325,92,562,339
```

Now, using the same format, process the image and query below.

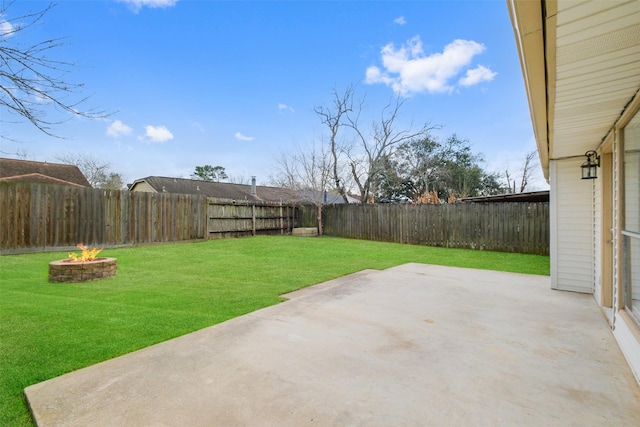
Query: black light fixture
581,150,600,179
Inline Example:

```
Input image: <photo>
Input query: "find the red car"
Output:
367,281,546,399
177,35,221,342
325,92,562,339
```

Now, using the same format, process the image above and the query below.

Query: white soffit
550,0,640,159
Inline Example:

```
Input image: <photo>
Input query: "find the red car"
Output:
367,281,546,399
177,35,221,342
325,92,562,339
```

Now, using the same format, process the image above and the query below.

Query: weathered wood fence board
0,183,300,254
1,182,548,255
206,198,296,239
300,202,549,255
0,183,208,252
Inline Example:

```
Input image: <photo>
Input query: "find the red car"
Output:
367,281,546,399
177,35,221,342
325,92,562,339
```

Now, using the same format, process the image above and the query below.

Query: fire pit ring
49,258,117,283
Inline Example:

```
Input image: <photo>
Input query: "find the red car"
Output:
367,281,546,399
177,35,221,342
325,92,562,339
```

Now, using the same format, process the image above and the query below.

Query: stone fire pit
49,258,117,283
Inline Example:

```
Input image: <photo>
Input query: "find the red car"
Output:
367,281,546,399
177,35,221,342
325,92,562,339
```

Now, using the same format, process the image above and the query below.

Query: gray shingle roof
459,191,549,203
0,158,91,187
130,176,299,203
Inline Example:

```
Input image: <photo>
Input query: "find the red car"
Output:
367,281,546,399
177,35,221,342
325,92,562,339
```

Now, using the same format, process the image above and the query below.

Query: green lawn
0,236,549,426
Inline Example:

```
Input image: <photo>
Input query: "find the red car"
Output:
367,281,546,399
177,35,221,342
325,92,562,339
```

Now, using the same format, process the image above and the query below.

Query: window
623,109,640,323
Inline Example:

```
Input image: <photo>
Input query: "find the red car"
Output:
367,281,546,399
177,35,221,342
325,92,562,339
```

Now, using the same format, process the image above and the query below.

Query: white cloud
117,0,178,12
1,19,15,38
459,65,497,87
365,36,495,96
394,16,406,25
144,125,174,143
278,103,295,113
235,132,254,142
106,120,133,138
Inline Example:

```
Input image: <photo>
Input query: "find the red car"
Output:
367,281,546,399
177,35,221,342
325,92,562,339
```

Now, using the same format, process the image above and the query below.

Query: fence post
252,204,256,236
312,201,548,255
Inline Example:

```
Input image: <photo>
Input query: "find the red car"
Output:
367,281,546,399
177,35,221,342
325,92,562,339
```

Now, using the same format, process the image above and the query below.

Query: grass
0,236,549,426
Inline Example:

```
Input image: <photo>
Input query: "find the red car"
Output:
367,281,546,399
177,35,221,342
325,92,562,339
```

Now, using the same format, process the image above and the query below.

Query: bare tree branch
519,150,538,192
55,152,114,188
271,143,332,235
314,85,354,203
346,96,438,203
1,1,110,140
504,150,539,193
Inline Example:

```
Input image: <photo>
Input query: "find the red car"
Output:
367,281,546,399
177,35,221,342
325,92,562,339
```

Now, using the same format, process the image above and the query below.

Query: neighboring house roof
0,158,91,187
296,189,360,204
459,190,549,203
129,176,299,203
507,0,640,181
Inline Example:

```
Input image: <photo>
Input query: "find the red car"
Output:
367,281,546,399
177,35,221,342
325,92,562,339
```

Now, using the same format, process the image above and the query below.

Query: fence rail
300,202,549,255
206,198,296,239
1,183,548,255
0,183,297,254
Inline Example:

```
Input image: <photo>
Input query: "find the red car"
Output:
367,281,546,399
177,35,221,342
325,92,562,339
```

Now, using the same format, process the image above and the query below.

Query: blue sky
1,0,547,189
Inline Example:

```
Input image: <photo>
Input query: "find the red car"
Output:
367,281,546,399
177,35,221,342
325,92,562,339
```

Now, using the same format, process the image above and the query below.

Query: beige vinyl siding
130,181,157,193
550,158,595,293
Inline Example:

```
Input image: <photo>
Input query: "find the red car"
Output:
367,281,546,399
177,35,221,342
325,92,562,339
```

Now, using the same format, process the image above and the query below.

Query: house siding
509,0,640,388
130,181,157,193
550,158,594,293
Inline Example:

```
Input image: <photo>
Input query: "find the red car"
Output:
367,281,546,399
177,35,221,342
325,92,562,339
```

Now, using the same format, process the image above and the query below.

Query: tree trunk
316,204,323,236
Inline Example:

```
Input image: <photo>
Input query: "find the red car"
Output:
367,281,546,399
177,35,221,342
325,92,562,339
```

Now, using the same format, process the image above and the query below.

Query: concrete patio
25,263,640,426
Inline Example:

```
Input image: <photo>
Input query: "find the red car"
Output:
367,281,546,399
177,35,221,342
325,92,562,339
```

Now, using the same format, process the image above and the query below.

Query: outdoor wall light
581,150,600,179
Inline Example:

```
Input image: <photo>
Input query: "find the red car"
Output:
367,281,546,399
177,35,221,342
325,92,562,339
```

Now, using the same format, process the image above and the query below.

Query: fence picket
299,202,549,255
0,183,299,253
1,182,548,255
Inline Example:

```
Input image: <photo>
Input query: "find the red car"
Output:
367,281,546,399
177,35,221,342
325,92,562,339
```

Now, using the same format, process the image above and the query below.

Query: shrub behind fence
300,202,549,255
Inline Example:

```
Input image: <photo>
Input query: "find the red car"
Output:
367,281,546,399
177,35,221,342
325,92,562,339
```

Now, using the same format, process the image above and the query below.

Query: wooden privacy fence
0,182,547,255
1,183,207,252
207,198,297,239
300,202,549,255
0,183,298,254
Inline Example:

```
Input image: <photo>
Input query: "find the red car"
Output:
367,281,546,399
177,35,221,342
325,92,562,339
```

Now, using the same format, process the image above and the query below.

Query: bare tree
518,150,538,192
271,143,332,236
504,150,539,193
227,174,251,185
55,153,117,188
311,86,438,204
346,97,437,203
504,169,515,193
314,85,354,203
1,2,108,140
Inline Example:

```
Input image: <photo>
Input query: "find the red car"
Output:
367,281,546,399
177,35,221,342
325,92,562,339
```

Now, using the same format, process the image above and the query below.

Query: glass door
623,110,640,324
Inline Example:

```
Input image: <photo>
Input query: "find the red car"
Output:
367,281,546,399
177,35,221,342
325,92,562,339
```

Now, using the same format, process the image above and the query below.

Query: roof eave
507,0,552,182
